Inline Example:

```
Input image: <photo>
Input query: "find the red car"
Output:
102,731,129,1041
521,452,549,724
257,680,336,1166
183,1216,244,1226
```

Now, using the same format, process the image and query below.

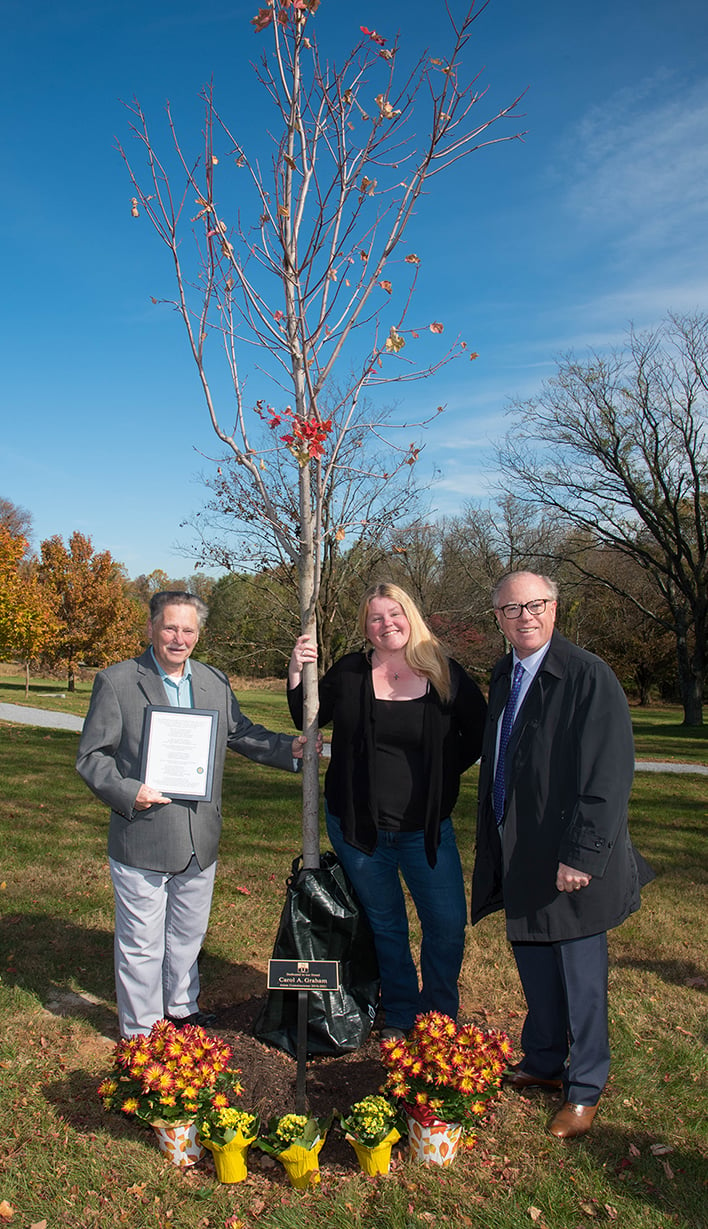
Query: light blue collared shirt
150,647,193,709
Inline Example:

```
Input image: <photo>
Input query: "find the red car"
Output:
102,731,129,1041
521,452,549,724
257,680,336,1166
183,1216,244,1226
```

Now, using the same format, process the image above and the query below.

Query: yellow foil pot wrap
151,1121,205,1167
201,1128,257,1183
277,1136,326,1190
406,1117,462,1167
346,1127,401,1175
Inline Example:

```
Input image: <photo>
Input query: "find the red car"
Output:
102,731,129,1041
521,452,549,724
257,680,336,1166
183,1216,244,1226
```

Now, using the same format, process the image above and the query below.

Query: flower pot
406,1115,462,1167
277,1137,325,1190
346,1127,401,1175
201,1129,256,1183
152,1120,205,1167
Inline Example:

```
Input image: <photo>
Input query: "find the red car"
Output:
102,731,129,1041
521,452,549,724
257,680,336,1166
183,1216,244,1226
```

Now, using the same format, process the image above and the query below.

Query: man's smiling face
494,573,557,659
148,603,200,675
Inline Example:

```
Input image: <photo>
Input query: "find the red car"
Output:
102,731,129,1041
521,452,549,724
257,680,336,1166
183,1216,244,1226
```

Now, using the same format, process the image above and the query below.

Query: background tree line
0,494,694,715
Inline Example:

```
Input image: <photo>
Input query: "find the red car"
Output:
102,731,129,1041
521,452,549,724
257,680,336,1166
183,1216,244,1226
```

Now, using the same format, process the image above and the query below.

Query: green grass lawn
0,703,706,1229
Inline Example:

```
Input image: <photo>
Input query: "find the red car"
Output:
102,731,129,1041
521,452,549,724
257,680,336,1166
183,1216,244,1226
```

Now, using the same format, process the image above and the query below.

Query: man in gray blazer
472,572,650,1139
77,590,307,1038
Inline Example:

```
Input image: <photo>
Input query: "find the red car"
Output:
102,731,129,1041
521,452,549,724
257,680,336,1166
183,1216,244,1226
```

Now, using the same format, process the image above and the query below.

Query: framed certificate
140,706,219,801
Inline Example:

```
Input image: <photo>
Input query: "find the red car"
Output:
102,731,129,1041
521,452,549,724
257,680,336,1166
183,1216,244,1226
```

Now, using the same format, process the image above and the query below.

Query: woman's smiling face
365,596,411,654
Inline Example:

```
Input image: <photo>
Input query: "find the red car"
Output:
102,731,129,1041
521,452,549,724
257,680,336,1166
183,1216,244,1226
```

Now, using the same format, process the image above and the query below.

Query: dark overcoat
471,631,649,942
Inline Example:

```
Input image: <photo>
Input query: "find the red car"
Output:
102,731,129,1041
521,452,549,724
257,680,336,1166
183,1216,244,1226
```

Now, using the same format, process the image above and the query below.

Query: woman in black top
288,582,487,1038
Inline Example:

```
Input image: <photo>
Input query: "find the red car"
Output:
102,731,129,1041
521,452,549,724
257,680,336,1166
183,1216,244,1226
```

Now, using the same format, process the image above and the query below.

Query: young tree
38,532,145,690
120,1,524,863
189,393,431,671
499,312,708,725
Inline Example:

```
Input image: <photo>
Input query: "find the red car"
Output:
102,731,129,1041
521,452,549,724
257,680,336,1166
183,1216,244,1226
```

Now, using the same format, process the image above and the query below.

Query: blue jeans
326,810,467,1031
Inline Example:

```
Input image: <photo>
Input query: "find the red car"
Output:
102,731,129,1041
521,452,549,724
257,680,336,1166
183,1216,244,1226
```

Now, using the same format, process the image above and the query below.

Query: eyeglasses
496,599,553,619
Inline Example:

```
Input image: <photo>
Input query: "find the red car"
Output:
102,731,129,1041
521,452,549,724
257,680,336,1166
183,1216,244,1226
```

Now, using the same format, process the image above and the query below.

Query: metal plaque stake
267,958,340,1113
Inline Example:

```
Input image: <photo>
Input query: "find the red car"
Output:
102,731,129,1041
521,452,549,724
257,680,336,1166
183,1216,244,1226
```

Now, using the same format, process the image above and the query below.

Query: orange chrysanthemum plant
380,1011,511,1146
97,1019,243,1128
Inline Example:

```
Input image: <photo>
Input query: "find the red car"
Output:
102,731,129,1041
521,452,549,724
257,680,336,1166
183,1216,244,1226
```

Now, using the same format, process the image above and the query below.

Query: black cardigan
288,652,487,867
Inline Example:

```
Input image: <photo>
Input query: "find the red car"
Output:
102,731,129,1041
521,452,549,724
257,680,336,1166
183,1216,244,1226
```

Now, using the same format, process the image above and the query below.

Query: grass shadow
1,911,274,1036
579,1123,708,1227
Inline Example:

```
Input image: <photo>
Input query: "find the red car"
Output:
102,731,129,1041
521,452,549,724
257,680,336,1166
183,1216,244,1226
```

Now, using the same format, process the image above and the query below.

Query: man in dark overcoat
472,571,651,1138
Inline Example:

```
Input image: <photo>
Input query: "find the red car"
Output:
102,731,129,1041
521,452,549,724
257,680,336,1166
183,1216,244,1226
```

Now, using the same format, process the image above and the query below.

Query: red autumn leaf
429,321,444,333
235,886,251,896
251,7,272,33
361,26,386,45
378,279,392,294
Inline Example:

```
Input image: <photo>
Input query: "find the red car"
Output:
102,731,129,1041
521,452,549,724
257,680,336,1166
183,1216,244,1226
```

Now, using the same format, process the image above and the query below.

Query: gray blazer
76,649,296,873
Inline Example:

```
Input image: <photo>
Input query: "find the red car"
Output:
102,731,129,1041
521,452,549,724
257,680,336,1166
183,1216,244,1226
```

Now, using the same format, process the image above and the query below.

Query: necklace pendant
394,672,399,680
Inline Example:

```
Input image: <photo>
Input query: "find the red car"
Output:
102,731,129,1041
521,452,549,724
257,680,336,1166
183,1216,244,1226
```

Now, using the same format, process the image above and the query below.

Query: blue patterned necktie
493,661,525,826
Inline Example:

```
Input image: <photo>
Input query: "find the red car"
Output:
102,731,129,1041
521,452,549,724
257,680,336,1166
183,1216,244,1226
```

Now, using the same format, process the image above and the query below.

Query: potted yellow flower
380,1011,511,1166
254,1113,332,1190
97,1019,242,1167
196,1107,259,1183
339,1094,402,1174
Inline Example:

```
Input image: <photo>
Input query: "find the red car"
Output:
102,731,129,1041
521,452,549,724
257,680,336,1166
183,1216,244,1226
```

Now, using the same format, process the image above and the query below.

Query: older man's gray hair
491,572,559,610
149,590,209,629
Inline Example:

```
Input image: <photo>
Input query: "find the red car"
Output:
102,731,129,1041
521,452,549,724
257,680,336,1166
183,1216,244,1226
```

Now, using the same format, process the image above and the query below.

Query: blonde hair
357,582,452,703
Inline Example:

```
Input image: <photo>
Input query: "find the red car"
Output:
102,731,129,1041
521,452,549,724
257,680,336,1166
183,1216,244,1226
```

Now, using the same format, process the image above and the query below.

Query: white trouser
109,856,217,1037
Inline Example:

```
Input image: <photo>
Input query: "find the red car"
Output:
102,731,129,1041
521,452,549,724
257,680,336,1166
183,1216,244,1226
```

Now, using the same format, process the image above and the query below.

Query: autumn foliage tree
38,532,144,690
120,0,523,863
0,526,59,696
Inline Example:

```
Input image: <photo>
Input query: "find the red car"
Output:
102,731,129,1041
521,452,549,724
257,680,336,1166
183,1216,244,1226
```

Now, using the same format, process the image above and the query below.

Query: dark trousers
512,932,609,1105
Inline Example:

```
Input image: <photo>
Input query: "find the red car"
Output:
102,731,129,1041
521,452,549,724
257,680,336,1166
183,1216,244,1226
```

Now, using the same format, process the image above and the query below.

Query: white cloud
560,74,708,257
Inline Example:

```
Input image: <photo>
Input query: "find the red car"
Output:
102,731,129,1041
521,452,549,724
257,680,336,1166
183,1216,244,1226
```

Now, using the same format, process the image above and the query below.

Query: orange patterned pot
152,1121,204,1167
406,1116,462,1167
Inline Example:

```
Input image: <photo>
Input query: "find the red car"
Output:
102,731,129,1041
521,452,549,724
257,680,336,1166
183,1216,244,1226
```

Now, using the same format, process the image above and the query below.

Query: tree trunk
298,466,321,869
68,660,76,693
675,620,704,726
24,661,30,699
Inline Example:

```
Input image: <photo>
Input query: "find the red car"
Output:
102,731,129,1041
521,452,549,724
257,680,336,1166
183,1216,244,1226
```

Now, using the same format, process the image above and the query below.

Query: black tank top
374,692,428,831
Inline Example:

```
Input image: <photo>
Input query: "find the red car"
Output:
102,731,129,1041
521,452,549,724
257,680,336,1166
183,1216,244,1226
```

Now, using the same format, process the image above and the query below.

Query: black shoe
165,1010,218,1030
504,1062,563,1091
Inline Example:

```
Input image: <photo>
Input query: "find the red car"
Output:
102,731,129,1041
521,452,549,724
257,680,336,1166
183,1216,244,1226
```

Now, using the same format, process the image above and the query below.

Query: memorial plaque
267,958,340,992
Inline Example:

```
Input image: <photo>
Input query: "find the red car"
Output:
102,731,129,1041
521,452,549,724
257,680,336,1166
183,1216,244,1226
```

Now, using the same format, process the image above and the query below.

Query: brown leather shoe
548,1101,598,1139
504,1062,563,1091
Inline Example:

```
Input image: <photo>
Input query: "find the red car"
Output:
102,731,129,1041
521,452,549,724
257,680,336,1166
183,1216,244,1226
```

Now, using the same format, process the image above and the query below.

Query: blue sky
2,0,707,578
